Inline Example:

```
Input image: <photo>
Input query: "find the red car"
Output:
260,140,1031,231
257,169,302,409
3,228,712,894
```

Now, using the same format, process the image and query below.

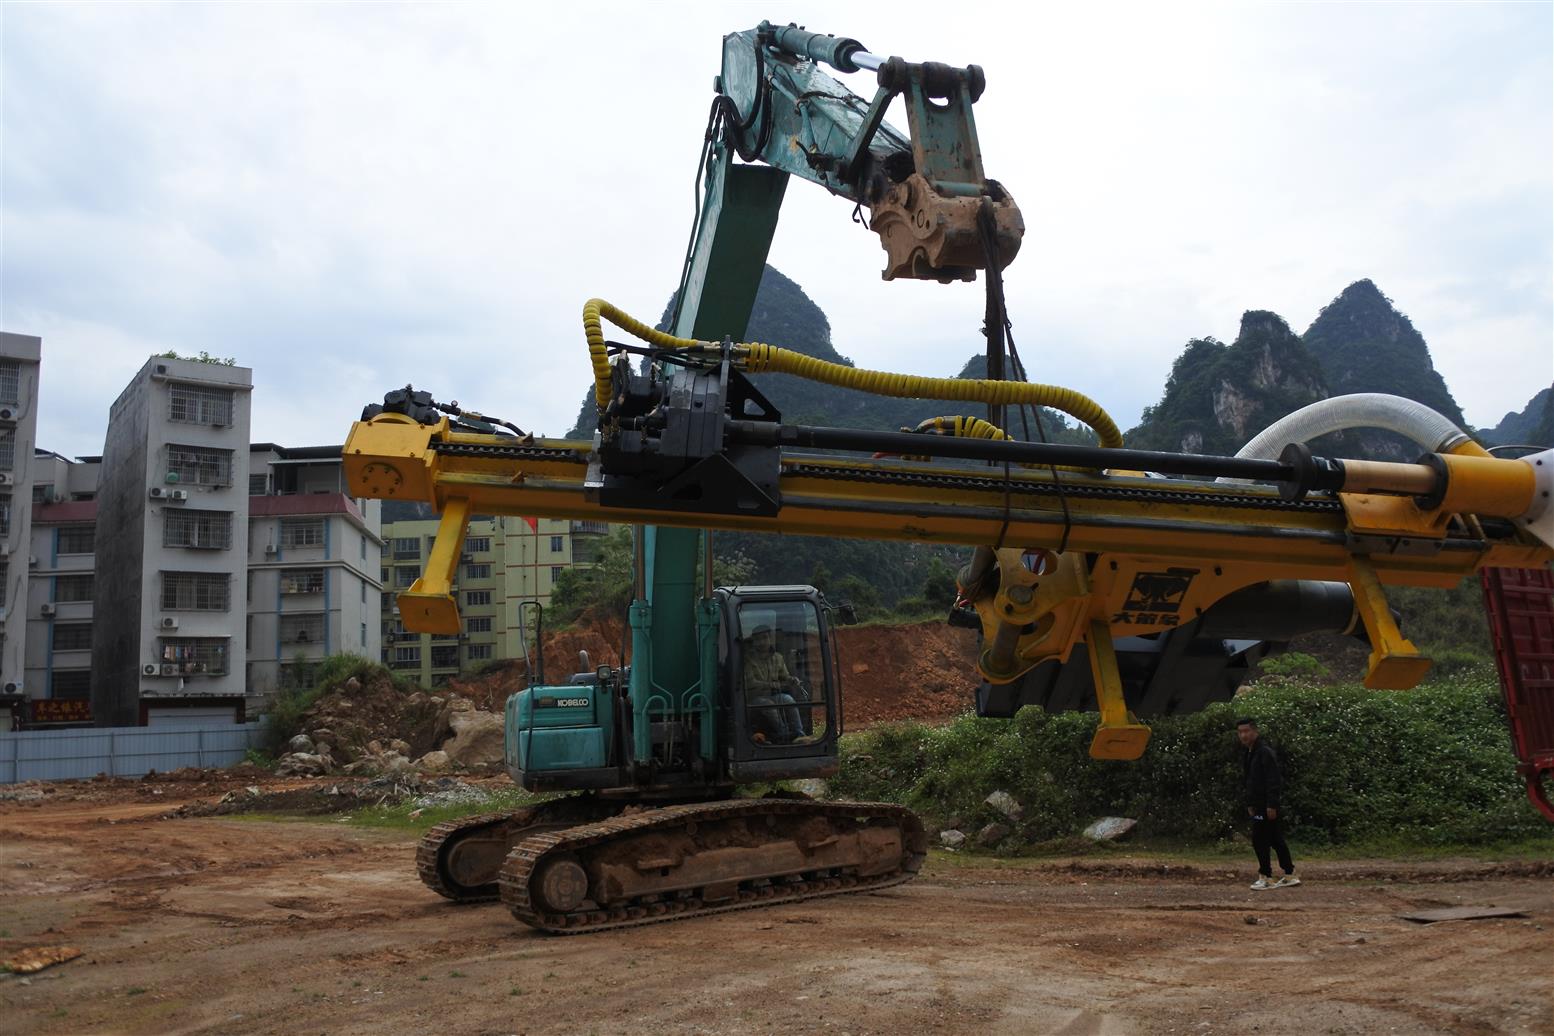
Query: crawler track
498,798,926,934
416,797,624,902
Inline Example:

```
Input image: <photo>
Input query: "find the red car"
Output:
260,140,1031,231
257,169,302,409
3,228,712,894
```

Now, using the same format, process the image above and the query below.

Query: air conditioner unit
160,616,179,630
40,603,56,617
149,487,166,499
0,473,13,488
27,555,37,567
143,663,159,677
3,682,18,694
0,407,15,422
169,490,189,502
160,663,178,676
0,544,9,557
264,544,278,556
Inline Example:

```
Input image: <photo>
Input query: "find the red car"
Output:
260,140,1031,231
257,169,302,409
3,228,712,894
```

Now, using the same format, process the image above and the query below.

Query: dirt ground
2,775,1550,1036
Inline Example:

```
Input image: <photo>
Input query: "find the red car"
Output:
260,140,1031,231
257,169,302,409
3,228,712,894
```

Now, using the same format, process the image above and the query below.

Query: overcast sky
3,2,1550,460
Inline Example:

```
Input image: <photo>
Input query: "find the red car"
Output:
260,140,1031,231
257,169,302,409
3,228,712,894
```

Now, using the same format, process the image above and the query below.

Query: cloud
2,1,1549,461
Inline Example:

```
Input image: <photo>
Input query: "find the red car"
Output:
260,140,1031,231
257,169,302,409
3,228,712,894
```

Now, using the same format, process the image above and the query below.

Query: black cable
976,201,1073,555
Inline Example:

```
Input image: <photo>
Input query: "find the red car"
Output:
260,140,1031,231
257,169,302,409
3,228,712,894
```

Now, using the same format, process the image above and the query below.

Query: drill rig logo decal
1115,568,1199,627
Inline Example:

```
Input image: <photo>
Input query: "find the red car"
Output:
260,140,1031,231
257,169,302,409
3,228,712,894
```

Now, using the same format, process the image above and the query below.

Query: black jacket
1242,738,1282,811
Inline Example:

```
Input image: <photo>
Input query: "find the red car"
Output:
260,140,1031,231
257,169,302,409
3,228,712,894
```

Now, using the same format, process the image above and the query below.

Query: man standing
1237,718,1298,890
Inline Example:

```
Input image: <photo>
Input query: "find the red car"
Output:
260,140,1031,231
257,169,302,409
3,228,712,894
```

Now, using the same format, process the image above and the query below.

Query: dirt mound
445,621,625,712
469,617,976,726
298,671,444,760
837,621,979,725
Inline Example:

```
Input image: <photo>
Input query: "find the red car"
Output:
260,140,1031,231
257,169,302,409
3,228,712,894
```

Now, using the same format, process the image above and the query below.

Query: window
161,571,231,611
396,567,419,588
32,483,54,505
281,568,325,595
467,616,492,634
431,645,459,669
281,518,325,548
739,600,828,748
360,622,367,647
165,444,233,486
380,566,389,583
0,428,14,469
164,510,232,550
52,624,92,651
0,560,6,607
360,533,367,561
58,526,94,555
465,590,492,607
466,536,491,553
468,644,493,661
279,613,325,644
392,537,419,560
50,669,91,700
55,574,93,602
464,563,491,579
159,637,229,675
249,472,269,496
392,646,421,668
168,383,234,426
551,566,564,581
550,535,564,553
0,360,18,404
0,493,10,537
360,581,367,604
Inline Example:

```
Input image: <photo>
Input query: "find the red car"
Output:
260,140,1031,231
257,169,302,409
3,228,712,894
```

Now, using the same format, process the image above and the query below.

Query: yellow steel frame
346,414,1552,759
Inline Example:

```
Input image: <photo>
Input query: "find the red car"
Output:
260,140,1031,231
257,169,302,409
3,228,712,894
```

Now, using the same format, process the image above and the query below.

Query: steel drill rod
725,421,1306,486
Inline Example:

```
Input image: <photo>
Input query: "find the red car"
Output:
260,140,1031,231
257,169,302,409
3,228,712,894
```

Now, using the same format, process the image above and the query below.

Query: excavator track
416,796,626,902
497,798,926,934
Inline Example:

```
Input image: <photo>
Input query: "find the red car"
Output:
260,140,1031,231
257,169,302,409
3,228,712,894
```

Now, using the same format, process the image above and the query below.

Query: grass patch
342,787,541,832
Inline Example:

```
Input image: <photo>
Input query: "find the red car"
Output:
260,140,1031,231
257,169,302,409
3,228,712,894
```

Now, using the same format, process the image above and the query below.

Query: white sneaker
1274,875,1301,888
1250,876,1273,890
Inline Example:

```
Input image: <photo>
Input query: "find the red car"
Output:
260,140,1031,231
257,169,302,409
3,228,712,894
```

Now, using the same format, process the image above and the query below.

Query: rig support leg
1086,619,1151,760
1348,554,1432,689
399,496,471,634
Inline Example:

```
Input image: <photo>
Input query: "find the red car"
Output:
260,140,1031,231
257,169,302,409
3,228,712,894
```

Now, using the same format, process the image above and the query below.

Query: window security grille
281,518,325,548
52,624,93,651
159,637,228,675
55,574,94,601
57,526,95,554
161,571,231,611
168,384,234,425
279,613,325,644
163,510,233,550
281,568,325,594
166,444,233,486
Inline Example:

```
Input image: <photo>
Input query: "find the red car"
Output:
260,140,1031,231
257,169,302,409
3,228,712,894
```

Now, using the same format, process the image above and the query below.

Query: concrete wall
91,363,151,726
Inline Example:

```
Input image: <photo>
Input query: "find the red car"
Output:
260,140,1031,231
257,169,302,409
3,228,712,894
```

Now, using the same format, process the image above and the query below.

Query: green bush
831,675,1545,848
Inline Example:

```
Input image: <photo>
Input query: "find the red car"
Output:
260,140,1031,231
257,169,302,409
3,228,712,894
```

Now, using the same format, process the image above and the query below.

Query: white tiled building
0,332,42,722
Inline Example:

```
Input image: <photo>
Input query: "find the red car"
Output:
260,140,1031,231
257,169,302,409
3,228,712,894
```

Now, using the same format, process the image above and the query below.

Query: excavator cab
722,586,841,781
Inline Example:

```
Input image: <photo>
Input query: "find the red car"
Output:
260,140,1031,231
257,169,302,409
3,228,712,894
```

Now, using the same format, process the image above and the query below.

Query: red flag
522,516,538,532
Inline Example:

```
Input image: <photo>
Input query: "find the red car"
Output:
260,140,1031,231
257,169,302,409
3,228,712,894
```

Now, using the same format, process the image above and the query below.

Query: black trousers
1251,815,1294,876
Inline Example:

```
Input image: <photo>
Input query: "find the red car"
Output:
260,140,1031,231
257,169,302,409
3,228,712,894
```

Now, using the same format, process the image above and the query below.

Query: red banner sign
31,699,91,724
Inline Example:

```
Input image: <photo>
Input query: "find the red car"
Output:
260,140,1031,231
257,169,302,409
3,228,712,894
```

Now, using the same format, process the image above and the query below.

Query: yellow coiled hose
583,299,1123,450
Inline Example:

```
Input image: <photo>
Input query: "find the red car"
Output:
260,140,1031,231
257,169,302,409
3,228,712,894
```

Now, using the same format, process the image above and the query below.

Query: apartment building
91,357,255,726
246,444,382,697
23,452,102,724
0,332,42,725
380,514,608,685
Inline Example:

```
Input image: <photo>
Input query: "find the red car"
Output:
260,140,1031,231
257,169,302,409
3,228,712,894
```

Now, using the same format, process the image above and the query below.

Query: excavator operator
744,625,807,744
